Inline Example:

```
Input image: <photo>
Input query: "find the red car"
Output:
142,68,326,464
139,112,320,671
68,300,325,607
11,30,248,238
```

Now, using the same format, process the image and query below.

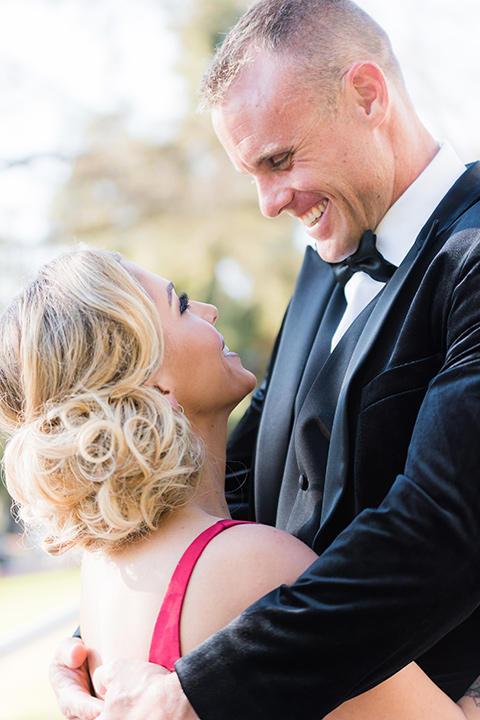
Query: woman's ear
152,384,181,411
342,61,389,126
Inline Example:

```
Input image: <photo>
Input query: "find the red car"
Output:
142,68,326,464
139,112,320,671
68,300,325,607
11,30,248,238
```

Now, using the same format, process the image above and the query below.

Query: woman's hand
49,637,104,720
93,661,198,720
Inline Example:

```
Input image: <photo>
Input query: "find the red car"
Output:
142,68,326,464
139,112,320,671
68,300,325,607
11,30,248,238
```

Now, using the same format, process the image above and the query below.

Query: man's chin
314,233,362,264
314,240,344,264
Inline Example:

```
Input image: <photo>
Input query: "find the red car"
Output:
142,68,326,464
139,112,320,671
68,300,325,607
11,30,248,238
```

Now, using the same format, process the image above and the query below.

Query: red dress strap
148,519,251,670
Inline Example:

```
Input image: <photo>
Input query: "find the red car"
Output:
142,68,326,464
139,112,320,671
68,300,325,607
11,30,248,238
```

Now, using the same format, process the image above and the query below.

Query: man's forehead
212,70,296,157
212,103,290,172
218,51,296,113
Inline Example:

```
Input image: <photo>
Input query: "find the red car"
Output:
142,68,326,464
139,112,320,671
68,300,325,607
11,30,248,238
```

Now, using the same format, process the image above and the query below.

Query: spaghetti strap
148,519,252,670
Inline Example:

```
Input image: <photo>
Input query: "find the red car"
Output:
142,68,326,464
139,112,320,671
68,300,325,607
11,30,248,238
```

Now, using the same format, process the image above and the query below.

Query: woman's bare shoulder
180,521,318,654
213,521,318,584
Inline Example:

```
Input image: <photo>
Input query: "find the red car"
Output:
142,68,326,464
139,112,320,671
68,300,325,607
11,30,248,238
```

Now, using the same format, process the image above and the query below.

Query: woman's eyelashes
178,291,190,314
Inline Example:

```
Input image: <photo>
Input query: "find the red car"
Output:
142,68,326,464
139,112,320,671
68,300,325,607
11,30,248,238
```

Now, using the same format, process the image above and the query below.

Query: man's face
212,53,394,263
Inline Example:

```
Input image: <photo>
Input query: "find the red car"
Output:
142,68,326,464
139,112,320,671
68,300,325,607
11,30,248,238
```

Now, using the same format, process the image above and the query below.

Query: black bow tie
329,230,397,287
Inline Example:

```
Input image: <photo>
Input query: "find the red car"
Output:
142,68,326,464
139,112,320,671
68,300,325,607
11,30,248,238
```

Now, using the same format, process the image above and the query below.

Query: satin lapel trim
313,163,480,532
319,222,439,529
255,246,336,523
319,164,480,529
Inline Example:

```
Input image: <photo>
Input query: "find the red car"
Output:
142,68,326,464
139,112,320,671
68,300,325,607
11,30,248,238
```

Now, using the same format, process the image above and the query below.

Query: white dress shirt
331,141,466,350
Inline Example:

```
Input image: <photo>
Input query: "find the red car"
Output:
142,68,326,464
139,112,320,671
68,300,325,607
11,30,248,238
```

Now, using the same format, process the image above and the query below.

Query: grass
0,559,81,720
0,565,81,633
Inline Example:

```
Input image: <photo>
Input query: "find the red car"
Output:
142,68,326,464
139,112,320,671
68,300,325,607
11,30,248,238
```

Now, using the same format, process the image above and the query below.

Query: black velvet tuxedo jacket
178,163,480,719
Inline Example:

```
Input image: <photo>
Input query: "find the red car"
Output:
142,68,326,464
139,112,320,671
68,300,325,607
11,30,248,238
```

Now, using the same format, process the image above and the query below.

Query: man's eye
179,291,190,314
270,152,292,169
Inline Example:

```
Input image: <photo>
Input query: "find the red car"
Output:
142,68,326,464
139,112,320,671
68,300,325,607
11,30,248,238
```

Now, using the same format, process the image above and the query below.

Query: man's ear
342,61,389,126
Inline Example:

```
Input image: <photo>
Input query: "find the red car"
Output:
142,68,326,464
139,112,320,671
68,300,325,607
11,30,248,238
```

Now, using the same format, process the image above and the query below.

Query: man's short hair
198,0,404,111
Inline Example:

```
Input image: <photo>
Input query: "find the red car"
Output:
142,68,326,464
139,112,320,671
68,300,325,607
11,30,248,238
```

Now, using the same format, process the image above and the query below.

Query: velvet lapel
318,162,480,532
255,245,336,524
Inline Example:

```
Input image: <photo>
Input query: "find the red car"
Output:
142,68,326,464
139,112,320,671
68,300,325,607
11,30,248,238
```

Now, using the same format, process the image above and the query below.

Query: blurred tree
3,0,305,536
51,114,302,386
50,0,306,396
172,0,251,97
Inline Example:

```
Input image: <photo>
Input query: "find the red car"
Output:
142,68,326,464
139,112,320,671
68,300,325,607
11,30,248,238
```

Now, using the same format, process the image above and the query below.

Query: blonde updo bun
0,246,203,555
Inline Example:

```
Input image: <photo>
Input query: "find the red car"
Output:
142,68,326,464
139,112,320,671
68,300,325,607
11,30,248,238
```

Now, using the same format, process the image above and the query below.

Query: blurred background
0,0,479,717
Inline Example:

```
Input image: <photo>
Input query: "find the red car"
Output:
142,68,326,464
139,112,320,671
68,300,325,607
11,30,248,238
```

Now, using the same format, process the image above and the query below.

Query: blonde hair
0,246,203,555
198,0,405,112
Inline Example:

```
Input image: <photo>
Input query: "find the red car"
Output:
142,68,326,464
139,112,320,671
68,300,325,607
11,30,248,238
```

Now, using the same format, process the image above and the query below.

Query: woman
0,245,478,719
0,246,316,670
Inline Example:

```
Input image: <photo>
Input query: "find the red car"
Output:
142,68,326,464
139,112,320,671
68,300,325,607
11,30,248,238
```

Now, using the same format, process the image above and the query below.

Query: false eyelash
179,291,190,314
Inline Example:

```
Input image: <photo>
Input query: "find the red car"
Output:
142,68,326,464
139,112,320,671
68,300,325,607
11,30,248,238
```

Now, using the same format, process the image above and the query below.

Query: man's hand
92,660,199,720
49,637,104,720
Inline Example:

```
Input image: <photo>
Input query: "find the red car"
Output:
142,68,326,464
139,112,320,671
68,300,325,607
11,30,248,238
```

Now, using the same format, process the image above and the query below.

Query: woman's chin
245,369,257,392
238,369,258,401
232,372,258,410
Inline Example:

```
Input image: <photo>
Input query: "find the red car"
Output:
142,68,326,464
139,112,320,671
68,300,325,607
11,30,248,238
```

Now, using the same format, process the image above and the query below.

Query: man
52,1,480,718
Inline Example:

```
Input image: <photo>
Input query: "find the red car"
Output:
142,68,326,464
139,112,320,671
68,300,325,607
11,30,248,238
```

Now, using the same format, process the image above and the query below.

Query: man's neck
389,109,440,209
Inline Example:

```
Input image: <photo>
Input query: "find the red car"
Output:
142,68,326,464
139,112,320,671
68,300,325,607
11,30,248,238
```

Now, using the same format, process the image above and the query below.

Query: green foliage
50,0,304,384
2,0,307,535
0,566,81,720
172,0,251,95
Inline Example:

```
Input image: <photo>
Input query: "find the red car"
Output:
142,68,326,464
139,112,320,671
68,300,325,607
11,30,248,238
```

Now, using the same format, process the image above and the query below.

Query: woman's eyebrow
166,282,174,306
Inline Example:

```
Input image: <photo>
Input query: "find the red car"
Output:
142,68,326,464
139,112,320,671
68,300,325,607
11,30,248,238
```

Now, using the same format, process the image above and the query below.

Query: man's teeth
302,199,328,227
222,345,230,356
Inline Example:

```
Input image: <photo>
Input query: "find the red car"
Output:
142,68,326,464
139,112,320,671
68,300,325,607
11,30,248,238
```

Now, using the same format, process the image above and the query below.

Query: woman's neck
188,412,230,519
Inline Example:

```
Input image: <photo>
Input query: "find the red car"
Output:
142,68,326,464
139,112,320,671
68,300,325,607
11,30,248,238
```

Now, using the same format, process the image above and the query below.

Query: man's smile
298,198,328,227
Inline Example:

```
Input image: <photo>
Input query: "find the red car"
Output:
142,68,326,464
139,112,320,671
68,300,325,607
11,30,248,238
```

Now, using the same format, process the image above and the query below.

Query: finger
54,669,104,720
61,695,104,720
51,669,104,720
92,664,110,698
54,636,89,669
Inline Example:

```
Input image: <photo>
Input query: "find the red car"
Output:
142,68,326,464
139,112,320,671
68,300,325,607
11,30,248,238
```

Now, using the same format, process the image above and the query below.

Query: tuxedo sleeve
175,243,480,718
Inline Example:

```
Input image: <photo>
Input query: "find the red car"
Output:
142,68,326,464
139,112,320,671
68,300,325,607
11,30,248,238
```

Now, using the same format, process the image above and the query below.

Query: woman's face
125,263,256,416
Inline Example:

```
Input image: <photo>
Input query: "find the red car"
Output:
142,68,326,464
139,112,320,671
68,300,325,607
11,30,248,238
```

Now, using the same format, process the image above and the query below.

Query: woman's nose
193,301,218,325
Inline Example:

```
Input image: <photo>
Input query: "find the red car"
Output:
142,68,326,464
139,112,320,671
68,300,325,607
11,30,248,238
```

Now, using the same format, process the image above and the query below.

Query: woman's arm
189,524,480,720
50,521,480,720
325,663,477,720
52,656,480,720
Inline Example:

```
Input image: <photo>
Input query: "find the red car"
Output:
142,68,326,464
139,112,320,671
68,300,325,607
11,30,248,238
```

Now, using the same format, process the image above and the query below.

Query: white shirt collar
375,139,466,267
331,141,466,351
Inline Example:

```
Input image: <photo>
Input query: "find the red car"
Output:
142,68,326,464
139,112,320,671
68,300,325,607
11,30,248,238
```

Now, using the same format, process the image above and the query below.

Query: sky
358,0,480,158
0,0,480,256
0,0,184,248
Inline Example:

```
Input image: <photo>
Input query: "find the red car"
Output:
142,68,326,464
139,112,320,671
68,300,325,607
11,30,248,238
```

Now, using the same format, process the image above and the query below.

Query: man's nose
255,176,294,218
